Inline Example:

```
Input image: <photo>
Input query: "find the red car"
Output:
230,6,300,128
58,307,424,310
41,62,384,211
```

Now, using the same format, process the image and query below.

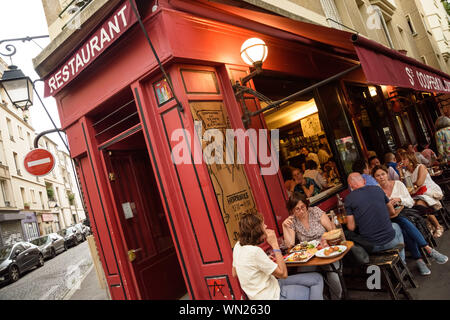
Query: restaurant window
345,84,395,157
315,83,362,176
253,75,355,203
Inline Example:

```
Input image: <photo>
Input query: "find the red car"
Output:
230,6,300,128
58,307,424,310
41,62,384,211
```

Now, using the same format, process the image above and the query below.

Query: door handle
24,253,29,256
127,248,142,262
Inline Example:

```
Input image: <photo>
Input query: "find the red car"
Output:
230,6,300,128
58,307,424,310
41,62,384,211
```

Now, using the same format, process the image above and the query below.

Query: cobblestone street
0,241,93,300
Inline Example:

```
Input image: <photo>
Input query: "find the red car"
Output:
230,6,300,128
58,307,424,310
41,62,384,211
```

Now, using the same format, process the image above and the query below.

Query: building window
0,180,10,206
406,15,417,35
421,56,428,64
20,187,27,207
17,125,23,139
27,132,32,150
6,118,14,141
30,189,36,203
39,191,45,209
13,152,21,175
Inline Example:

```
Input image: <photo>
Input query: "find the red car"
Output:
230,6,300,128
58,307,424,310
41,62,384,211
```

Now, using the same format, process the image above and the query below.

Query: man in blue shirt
345,173,405,261
351,159,378,187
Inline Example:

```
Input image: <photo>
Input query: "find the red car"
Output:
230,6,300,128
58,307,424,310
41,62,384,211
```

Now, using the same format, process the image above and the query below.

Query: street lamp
0,65,33,110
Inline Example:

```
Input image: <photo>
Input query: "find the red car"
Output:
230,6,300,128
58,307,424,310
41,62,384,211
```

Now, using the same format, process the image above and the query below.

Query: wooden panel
180,69,220,94
65,122,87,158
160,106,223,264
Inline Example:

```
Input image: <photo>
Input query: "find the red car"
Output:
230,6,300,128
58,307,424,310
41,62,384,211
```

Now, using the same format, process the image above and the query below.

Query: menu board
190,101,257,247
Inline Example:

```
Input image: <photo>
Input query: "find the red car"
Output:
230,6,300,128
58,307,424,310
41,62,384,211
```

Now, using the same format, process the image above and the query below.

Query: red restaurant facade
33,0,450,300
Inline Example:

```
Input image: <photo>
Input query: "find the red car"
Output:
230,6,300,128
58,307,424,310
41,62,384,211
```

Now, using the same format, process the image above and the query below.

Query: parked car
30,234,67,259
74,223,90,238
58,227,84,248
0,242,44,284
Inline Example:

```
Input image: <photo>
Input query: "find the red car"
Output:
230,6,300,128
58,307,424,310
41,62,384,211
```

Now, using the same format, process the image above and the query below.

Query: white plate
284,251,315,264
315,245,347,258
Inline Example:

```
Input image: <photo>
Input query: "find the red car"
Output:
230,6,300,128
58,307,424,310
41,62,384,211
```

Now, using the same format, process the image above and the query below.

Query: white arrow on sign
27,158,52,167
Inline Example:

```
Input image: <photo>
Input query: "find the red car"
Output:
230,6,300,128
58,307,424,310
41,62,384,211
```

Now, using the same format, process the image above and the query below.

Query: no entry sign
23,148,55,177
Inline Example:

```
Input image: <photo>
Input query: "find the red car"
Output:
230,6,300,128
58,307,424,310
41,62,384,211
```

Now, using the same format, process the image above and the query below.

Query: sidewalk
67,265,110,300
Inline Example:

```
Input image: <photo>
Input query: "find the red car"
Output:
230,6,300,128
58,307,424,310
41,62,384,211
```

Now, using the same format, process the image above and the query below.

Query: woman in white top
402,153,444,237
232,212,323,300
372,165,448,275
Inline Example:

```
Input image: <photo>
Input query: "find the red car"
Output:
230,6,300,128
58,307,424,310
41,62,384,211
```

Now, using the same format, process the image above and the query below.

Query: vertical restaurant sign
44,0,138,97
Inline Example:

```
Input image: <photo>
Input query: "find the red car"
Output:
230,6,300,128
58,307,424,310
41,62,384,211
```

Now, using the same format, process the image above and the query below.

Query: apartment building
398,0,450,73
241,0,450,73
0,58,85,245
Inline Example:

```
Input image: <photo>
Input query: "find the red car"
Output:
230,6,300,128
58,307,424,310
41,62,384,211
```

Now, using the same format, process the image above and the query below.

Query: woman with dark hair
304,160,329,191
232,212,323,300
282,192,342,299
372,165,448,275
281,166,296,197
403,153,444,237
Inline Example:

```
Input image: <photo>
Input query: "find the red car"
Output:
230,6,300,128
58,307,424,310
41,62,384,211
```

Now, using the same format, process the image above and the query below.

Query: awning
352,34,450,94
177,0,450,94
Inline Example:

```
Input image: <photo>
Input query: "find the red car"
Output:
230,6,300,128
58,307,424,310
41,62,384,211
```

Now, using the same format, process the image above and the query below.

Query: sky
0,0,66,150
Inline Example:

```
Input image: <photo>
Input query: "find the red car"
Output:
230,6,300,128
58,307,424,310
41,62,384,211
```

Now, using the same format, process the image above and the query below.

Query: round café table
285,241,354,300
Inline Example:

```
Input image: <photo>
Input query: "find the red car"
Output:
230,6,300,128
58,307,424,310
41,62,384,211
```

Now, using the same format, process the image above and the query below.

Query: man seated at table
344,173,406,261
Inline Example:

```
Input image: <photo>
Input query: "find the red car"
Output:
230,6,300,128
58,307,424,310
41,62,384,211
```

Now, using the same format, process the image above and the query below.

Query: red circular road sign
23,148,56,177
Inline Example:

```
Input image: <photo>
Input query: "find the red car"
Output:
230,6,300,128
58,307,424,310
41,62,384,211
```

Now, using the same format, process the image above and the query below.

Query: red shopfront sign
44,1,138,97
353,35,450,94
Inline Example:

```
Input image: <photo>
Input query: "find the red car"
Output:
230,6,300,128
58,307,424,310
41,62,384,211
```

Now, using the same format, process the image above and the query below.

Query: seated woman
304,160,329,191
282,192,342,299
232,212,323,300
292,168,321,197
372,165,448,275
402,153,445,237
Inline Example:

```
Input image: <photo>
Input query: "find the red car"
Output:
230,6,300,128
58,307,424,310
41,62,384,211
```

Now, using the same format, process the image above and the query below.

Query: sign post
23,148,56,177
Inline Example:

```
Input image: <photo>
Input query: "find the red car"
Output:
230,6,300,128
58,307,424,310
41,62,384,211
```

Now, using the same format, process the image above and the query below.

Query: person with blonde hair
403,153,444,237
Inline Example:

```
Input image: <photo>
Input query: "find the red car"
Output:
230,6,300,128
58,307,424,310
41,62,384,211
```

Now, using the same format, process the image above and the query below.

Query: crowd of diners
232,116,450,300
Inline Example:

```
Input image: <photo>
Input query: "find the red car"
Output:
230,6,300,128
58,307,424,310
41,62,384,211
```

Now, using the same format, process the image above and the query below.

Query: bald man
345,173,405,261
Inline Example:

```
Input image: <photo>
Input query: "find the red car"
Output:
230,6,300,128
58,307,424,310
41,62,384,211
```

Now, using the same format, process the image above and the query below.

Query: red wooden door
104,149,186,299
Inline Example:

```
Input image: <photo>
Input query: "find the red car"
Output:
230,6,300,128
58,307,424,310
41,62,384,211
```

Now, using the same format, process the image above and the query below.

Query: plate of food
289,240,320,253
284,249,315,263
315,245,347,258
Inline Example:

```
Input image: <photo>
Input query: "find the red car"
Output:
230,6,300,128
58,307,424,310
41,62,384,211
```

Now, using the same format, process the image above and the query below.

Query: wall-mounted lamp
0,65,34,110
239,38,268,86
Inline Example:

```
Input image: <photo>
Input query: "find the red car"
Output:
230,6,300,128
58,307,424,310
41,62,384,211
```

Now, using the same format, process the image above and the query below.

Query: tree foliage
443,0,450,16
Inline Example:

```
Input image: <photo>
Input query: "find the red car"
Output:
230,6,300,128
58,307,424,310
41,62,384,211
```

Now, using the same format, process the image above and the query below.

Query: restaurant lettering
44,1,138,97
405,66,450,93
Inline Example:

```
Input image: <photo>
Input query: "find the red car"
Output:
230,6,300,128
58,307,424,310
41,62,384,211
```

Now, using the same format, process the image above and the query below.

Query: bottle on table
329,210,346,245
336,194,347,225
